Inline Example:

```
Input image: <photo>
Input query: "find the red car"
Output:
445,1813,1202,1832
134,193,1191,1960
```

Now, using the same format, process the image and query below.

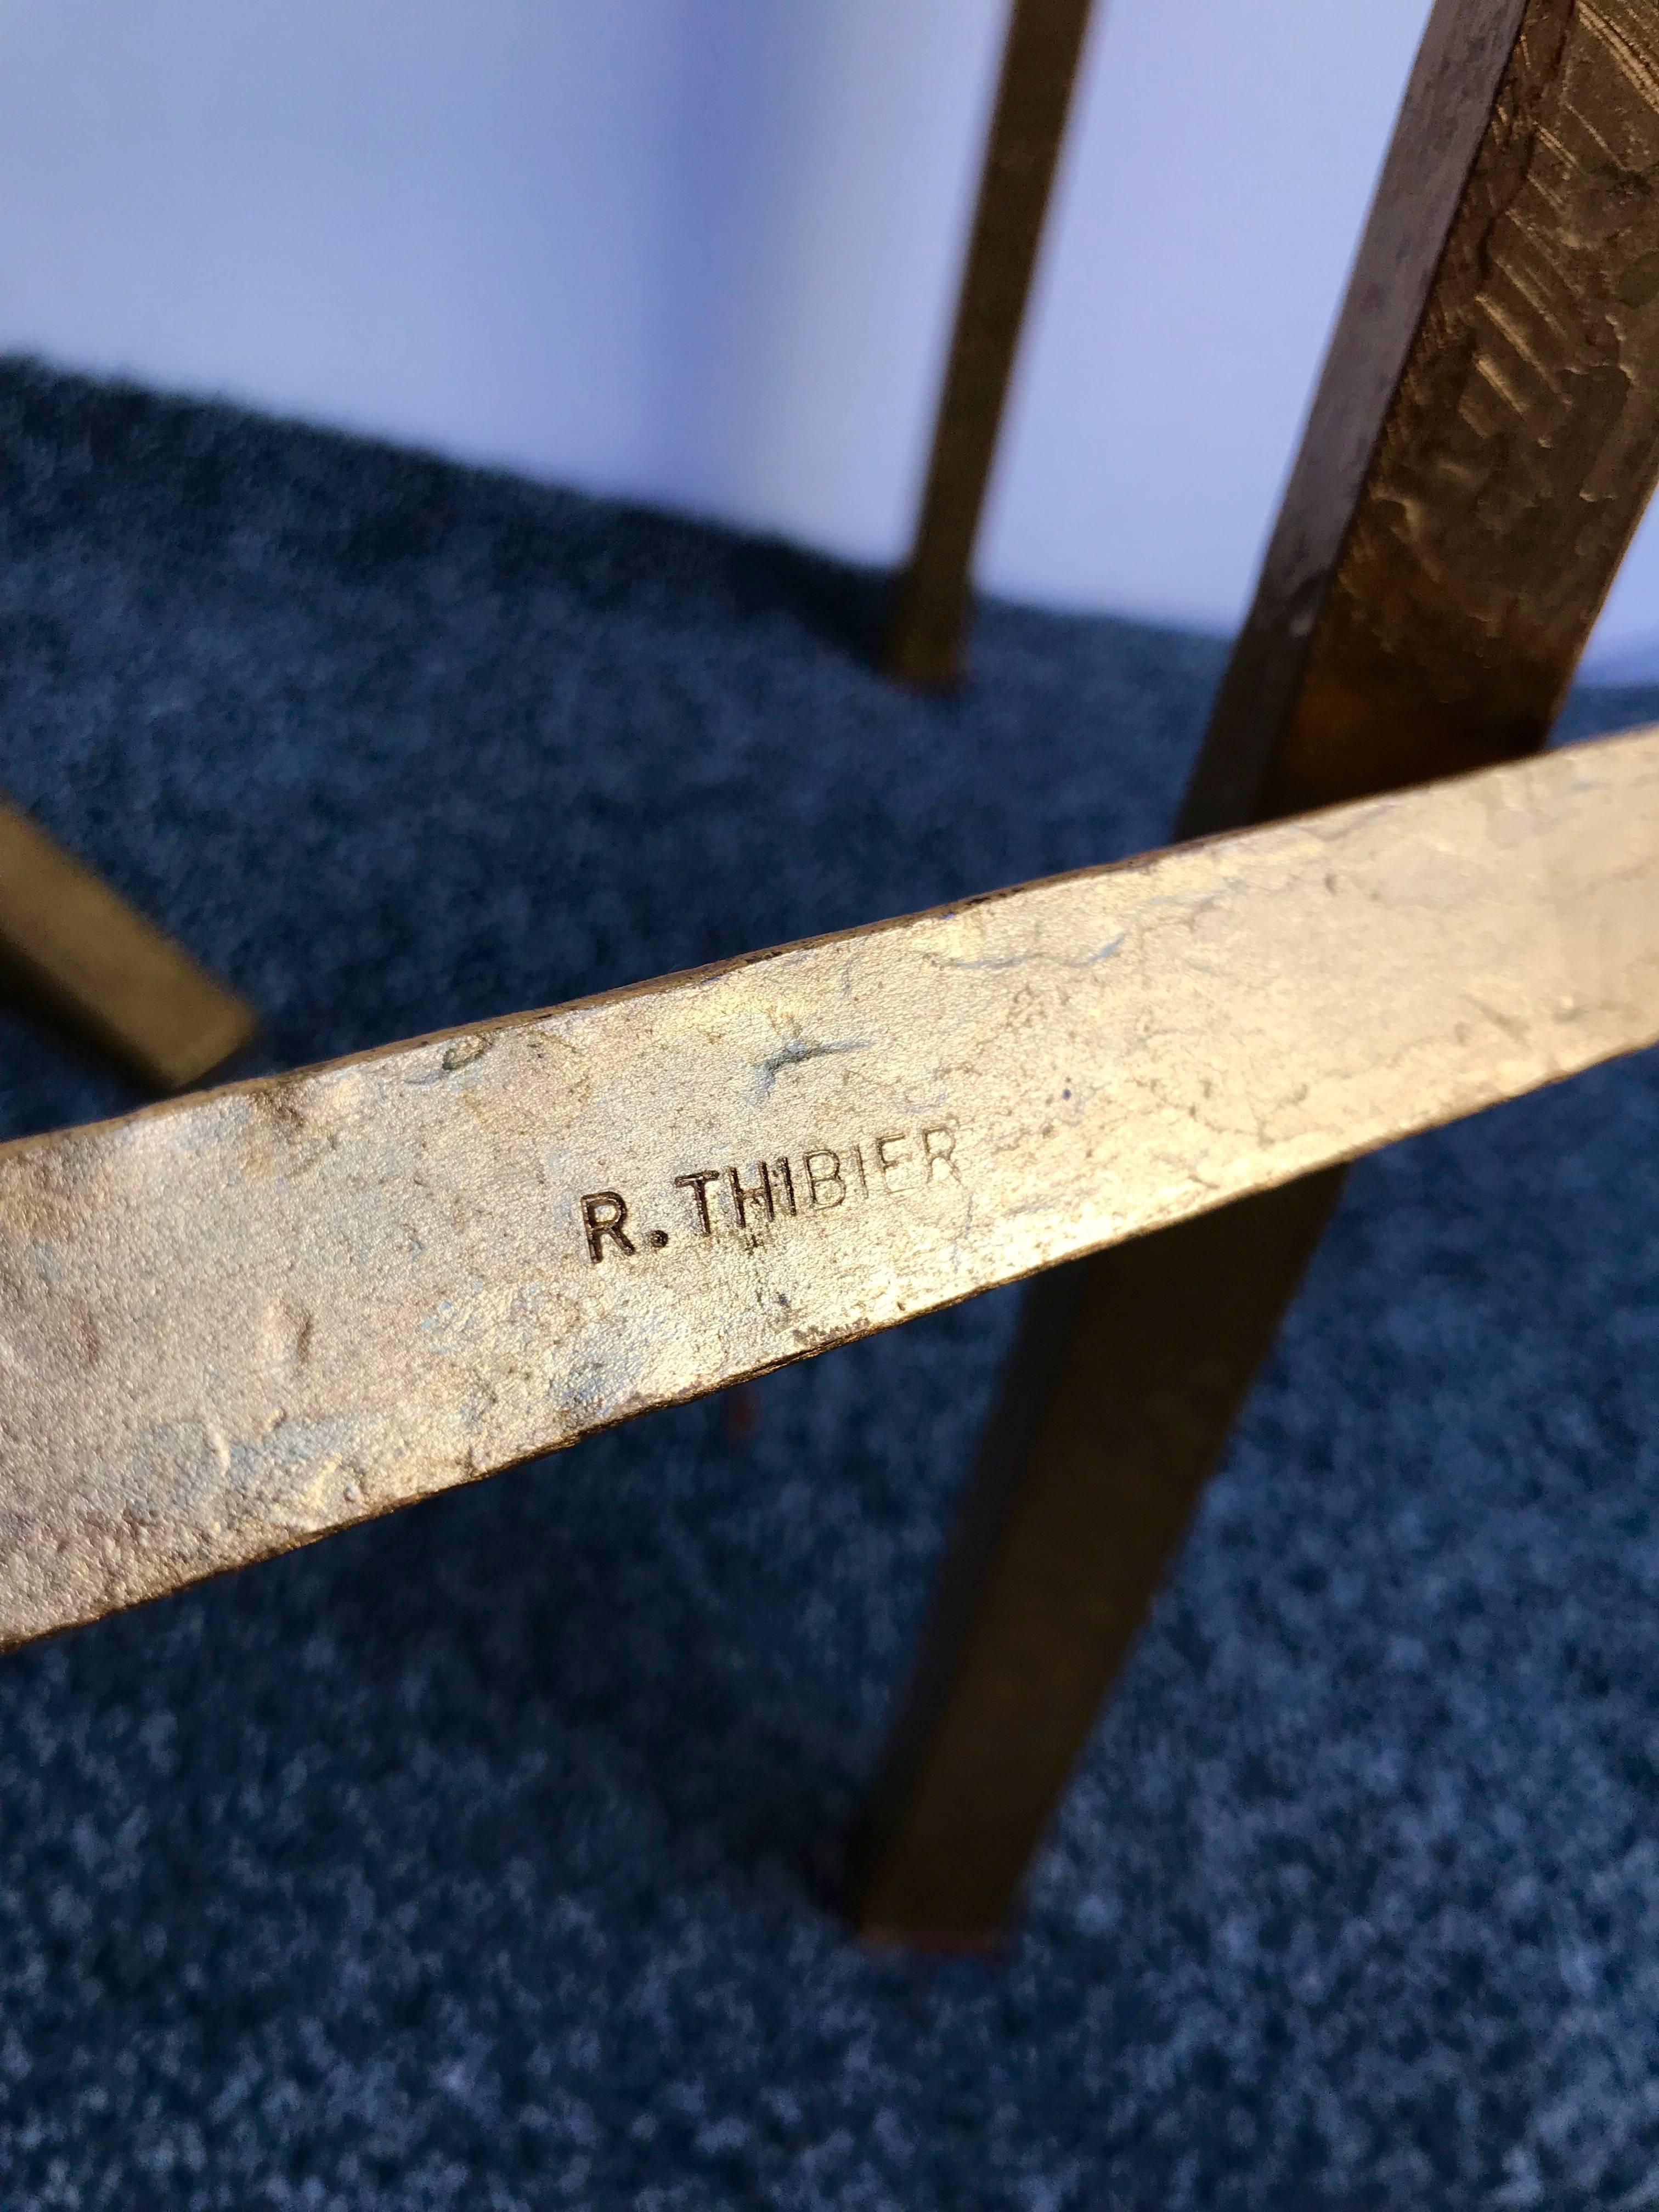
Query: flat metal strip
3,725,1658,1651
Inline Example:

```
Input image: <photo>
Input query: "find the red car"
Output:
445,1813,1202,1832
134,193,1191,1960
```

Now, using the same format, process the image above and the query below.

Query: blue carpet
2,358,1657,2210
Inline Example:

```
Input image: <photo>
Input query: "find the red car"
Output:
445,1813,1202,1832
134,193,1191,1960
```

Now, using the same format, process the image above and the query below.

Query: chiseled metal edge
3,724,1659,1654
1180,0,1529,836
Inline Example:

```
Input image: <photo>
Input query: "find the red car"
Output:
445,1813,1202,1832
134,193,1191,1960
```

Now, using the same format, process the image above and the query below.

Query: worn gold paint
3,727,1659,1652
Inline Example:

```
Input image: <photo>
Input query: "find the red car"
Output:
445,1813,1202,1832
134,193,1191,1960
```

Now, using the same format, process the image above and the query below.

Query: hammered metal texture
3,727,1658,1654
1190,0,1659,834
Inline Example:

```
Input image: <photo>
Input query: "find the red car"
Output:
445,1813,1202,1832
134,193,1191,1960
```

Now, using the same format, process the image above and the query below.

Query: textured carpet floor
1,358,1658,2210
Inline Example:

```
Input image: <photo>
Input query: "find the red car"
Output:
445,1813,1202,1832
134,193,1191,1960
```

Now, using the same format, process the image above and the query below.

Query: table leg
886,0,1096,691
852,0,1659,1942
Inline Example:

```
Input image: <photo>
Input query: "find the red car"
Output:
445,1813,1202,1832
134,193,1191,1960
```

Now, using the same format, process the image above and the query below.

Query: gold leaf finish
3,727,1658,1653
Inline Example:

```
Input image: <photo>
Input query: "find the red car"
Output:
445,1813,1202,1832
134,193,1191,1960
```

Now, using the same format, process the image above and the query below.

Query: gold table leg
853,0,1659,1944
0,795,256,1093
848,1173,1345,1940
886,0,1096,691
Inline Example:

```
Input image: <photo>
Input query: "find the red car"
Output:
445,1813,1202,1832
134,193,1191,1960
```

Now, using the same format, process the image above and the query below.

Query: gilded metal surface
855,0,1659,1945
0,797,257,1091
1188,0,1659,833
886,0,1095,690
3,726,1659,1655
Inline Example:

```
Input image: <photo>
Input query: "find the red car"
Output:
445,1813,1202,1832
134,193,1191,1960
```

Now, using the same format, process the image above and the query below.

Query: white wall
0,0,1654,668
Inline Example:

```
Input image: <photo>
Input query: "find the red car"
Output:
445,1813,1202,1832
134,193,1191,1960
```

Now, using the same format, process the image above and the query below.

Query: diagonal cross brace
3,725,1658,1654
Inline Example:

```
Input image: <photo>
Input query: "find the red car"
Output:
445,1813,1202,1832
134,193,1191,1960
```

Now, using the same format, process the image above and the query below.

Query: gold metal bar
886,0,1096,690
3,725,1659,1656
854,0,1659,1945
0,797,257,1092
